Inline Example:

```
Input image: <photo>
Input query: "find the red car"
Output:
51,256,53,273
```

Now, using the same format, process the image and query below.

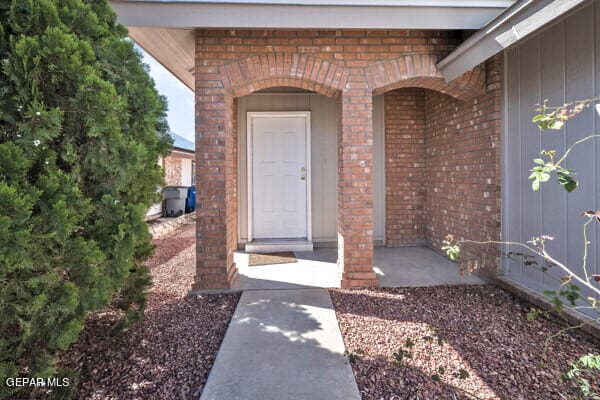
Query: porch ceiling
110,0,515,92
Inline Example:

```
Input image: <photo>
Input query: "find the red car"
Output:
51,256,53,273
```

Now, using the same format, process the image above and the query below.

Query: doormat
248,252,297,266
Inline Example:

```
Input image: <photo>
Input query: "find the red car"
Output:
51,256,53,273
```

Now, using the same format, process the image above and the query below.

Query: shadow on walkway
200,289,360,400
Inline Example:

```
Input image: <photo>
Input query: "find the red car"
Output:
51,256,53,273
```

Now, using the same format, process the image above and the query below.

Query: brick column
192,66,237,291
337,73,378,287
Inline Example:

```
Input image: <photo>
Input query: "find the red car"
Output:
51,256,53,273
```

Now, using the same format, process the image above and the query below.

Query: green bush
0,0,172,397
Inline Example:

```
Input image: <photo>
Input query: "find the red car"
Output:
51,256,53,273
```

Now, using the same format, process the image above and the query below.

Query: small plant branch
451,384,484,400
542,323,587,361
556,135,600,167
581,218,593,284
505,252,564,284
539,248,599,297
454,239,600,298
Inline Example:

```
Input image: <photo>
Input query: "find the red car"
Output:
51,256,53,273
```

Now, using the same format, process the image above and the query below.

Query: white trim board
113,1,512,6
110,1,512,29
246,111,312,244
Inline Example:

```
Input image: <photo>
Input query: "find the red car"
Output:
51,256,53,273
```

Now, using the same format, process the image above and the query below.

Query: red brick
193,29,501,290
424,56,502,278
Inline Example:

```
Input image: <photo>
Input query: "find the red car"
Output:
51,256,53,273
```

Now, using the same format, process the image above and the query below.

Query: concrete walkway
202,247,482,399
200,289,361,400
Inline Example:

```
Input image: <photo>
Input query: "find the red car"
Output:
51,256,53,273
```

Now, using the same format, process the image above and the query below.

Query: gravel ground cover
59,222,239,399
144,222,197,269
331,285,599,400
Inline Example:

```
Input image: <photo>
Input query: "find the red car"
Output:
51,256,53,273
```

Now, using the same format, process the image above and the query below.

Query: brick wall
196,29,461,66
164,155,182,186
384,88,426,246
196,29,484,101
193,28,493,290
425,56,503,276
381,56,502,275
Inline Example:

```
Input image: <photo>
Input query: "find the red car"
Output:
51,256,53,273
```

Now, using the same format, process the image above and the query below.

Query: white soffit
110,0,514,29
437,0,591,80
129,27,195,90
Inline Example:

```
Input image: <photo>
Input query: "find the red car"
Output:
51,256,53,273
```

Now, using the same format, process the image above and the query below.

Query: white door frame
247,111,312,242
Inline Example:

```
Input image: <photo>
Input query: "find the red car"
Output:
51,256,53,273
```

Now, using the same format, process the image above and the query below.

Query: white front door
249,112,310,240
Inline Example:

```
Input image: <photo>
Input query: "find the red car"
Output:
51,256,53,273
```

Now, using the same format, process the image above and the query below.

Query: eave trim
437,0,591,80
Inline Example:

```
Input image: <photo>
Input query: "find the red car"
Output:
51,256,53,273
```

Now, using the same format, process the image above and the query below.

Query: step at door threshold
245,240,313,253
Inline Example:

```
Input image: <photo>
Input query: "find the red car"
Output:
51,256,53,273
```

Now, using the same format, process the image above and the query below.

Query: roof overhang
171,148,195,158
111,0,515,91
111,1,513,29
129,27,195,90
437,0,591,80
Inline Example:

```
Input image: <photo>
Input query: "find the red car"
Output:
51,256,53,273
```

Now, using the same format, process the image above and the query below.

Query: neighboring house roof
110,0,515,90
170,132,195,153
438,0,590,80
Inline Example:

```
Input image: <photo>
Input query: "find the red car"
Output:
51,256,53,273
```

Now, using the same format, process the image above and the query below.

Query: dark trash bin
186,186,196,213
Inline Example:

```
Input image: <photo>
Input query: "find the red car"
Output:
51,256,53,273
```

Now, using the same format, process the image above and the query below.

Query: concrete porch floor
232,246,483,290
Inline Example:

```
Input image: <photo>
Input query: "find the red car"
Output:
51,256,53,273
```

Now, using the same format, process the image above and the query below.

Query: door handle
300,167,306,181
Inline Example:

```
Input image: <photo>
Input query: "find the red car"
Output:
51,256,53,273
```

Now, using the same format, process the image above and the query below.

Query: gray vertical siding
503,1,599,307
237,93,386,244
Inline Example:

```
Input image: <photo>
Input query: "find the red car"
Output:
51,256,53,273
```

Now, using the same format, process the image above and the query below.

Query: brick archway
367,54,485,100
220,54,347,98
208,54,378,288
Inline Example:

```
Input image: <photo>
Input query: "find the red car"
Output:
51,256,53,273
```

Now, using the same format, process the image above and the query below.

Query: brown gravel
59,223,239,399
331,286,599,400
145,222,196,269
